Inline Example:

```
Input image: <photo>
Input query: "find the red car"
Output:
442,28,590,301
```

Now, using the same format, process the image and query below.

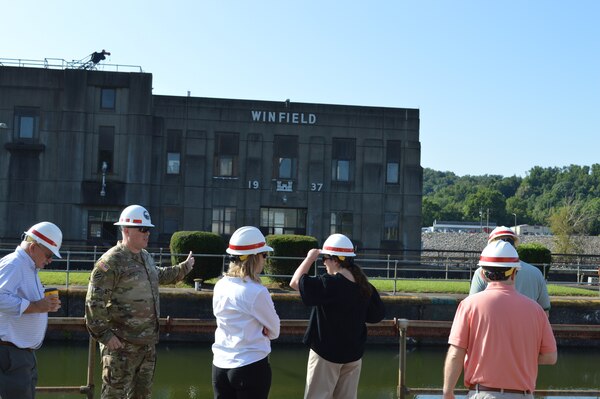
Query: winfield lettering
251,111,317,125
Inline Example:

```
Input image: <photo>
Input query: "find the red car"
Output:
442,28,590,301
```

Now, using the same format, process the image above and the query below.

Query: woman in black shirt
290,233,385,399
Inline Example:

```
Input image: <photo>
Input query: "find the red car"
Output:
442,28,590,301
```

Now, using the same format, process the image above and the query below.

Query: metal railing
38,318,600,398
0,57,143,72
3,246,598,292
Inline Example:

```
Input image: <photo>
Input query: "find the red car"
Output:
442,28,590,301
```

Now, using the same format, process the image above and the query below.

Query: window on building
273,135,298,179
383,213,400,241
101,88,116,110
14,108,39,140
98,126,115,173
167,153,180,174
166,130,182,175
331,138,355,182
212,207,236,235
87,210,120,241
260,207,307,235
386,140,402,184
330,212,353,236
214,132,239,177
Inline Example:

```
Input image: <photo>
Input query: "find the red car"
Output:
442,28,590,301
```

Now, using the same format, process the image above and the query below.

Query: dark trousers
212,356,272,399
0,346,37,399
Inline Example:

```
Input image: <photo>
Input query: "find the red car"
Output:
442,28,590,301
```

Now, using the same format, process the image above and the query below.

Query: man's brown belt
0,339,33,352
470,384,531,395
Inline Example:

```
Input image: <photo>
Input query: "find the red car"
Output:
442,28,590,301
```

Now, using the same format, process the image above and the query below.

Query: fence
38,318,600,398
2,246,598,291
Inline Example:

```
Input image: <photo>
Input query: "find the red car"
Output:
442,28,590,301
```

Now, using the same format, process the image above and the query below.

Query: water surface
36,342,600,398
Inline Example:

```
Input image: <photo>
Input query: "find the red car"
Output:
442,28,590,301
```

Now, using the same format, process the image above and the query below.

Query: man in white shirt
0,222,63,399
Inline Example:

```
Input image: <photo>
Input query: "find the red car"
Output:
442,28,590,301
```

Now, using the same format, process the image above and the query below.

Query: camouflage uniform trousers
99,341,156,399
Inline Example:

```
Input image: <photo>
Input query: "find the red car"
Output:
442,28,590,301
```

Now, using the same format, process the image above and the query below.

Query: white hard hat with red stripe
321,233,356,257
24,222,63,258
114,205,155,227
226,226,273,255
487,226,519,245
478,240,521,269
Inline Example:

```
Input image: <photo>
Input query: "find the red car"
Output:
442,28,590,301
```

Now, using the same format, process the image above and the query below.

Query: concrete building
0,60,422,252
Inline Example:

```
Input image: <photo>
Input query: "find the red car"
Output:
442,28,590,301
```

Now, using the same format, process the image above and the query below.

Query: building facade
0,63,422,252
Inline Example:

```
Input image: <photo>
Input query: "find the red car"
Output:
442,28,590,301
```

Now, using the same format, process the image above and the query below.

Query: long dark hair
338,257,372,298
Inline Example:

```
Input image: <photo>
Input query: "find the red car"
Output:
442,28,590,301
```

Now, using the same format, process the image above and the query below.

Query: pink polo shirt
448,282,556,392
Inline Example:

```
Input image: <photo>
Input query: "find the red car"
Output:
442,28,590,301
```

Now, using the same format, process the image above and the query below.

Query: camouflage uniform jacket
85,242,187,345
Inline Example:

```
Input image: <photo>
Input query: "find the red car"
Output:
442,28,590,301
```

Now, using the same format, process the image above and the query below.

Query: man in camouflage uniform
85,205,194,399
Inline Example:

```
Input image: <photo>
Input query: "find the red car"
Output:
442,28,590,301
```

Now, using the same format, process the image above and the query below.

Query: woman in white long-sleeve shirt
212,226,280,399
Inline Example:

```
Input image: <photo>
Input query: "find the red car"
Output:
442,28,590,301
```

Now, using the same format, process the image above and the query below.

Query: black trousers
212,356,271,399
0,346,37,399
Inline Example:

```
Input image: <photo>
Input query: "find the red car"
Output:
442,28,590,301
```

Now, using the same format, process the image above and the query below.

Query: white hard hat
488,226,519,245
114,205,155,227
226,226,273,255
24,222,63,258
478,240,521,269
321,233,356,257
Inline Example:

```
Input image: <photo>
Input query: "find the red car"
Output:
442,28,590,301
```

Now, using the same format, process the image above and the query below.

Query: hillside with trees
422,165,600,251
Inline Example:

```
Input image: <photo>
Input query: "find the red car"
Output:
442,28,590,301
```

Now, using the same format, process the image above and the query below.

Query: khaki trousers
304,349,362,399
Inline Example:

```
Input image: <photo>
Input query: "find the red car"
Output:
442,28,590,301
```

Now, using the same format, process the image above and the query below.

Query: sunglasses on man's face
137,227,152,233
500,237,515,245
322,255,332,260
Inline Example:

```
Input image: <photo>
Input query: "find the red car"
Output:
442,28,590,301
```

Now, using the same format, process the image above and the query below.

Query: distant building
0,60,423,252
515,224,551,236
431,220,497,233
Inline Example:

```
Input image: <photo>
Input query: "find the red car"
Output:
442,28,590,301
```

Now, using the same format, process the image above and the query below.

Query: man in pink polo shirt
443,241,557,399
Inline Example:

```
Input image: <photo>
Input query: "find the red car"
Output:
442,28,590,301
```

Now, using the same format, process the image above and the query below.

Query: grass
42,271,599,297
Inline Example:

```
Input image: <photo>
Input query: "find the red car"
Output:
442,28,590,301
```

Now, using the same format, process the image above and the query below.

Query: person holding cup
0,222,63,399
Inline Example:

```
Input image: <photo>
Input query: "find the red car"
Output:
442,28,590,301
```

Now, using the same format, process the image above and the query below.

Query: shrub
517,242,552,276
265,234,319,285
170,231,227,284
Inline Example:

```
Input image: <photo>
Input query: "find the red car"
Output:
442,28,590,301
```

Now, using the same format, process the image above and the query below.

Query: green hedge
265,234,319,285
517,243,552,276
170,231,227,284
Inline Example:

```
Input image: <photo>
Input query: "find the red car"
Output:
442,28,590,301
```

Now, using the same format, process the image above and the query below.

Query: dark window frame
13,107,40,141
383,213,400,241
330,211,353,236
273,135,298,180
386,140,402,184
260,207,307,236
98,126,115,173
214,132,239,177
100,88,116,110
331,138,355,182
212,207,237,235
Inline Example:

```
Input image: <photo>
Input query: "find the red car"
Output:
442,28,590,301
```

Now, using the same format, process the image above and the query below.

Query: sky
4,1,599,177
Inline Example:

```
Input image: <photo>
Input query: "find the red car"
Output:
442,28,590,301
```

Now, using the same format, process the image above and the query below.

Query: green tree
463,187,507,224
422,197,441,227
548,198,591,254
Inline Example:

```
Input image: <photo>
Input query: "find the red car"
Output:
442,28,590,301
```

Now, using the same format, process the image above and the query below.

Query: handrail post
397,318,408,399
84,337,96,398
65,250,71,290
387,254,391,279
393,260,398,295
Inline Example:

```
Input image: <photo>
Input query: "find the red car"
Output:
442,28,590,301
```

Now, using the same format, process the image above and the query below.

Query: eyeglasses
322,255,332,260
137,227,152,233
36,244,53,260
259,253,268,259
500,237,515,245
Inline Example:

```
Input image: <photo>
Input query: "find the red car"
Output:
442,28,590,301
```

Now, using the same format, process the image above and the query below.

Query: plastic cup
44,288,59,298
